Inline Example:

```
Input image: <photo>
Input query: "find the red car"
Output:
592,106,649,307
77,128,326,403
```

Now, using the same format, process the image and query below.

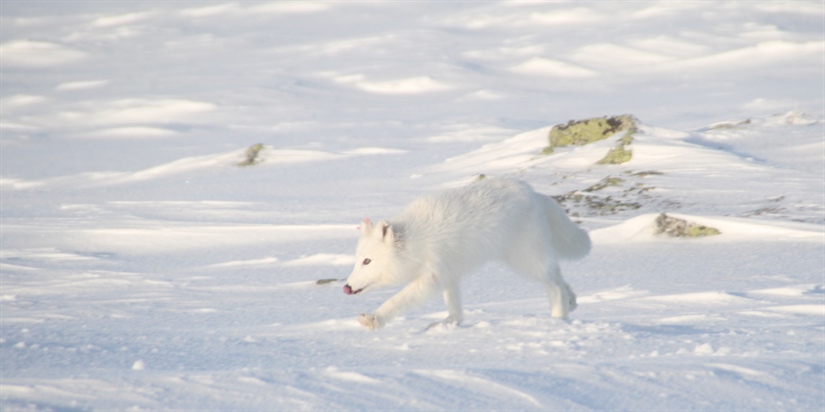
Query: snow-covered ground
1,2,823,410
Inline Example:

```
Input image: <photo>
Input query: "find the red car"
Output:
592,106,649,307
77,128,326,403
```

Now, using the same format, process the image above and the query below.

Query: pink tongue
343,285,353,295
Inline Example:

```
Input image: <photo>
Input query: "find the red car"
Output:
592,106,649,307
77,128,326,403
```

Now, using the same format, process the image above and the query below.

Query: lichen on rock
654,213,721,238
583,176,625,192
542,114,637,155
551,170,663,217
238,143,265,166
597,129,635,165
553,191,643,217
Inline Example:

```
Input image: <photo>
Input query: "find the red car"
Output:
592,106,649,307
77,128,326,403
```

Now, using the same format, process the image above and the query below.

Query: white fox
343,178,591,330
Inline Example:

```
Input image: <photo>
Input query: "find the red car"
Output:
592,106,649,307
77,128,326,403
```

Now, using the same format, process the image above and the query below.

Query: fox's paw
358,313,383,330
426,316,461,331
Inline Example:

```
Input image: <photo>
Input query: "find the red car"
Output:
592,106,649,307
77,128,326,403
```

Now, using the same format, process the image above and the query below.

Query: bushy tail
542,196,591,260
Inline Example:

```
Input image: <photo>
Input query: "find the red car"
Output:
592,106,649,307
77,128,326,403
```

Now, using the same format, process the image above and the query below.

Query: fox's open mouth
343,284,365,295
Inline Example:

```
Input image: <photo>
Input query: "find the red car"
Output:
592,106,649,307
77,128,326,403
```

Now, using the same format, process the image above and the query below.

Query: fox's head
343,218,398,295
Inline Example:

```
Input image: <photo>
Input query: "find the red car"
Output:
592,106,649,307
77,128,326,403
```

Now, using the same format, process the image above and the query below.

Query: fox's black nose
343,284,354,295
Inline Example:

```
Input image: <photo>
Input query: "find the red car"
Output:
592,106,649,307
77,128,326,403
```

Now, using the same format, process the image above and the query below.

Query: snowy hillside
2,2,824,411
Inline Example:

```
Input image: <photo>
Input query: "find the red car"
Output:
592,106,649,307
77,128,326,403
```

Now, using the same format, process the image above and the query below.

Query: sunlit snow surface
1,2,823,410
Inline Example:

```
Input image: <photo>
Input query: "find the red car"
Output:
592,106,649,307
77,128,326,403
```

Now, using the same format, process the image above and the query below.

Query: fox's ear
360,217,373,235
376,220,394,244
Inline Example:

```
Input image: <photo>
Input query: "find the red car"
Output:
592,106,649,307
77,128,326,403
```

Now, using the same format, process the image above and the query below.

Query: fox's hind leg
539,262,576,319
505,240,575,320
562,280,577,312
544,282,570,319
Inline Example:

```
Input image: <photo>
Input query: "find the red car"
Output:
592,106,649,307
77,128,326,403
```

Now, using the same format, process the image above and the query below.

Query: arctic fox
343,178,591,330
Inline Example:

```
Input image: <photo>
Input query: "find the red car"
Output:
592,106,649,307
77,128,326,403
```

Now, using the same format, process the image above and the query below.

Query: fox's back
395,179,536,262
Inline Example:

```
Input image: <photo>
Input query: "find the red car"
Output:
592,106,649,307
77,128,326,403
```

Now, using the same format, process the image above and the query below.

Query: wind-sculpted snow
0,146,405,190
1,1,824,410
0,40,88,67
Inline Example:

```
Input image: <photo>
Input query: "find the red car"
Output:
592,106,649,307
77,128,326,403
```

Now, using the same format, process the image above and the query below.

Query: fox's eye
362,258,371,265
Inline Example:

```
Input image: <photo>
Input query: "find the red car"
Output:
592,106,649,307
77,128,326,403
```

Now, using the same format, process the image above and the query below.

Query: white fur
344,178,591,330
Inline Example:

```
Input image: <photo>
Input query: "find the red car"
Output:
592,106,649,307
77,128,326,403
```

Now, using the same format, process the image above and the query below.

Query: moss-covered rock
583,176,625,192
542,114,637,154
551,170,664,217
597,145,632,164
597,129,635,165
628,170,663,177
238,143,265,167
684,225,722,237
654,213,721,238
705,119,751,130
553,192,643,216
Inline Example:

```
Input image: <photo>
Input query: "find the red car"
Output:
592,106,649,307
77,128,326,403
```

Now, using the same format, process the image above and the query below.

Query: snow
1,1,824,410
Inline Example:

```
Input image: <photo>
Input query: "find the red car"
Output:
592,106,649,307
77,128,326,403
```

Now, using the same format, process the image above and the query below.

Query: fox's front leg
427,281,462,330
358,275,437,330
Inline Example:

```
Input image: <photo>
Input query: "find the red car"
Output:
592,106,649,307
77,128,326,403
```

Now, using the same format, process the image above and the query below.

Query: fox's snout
343,284,363,295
